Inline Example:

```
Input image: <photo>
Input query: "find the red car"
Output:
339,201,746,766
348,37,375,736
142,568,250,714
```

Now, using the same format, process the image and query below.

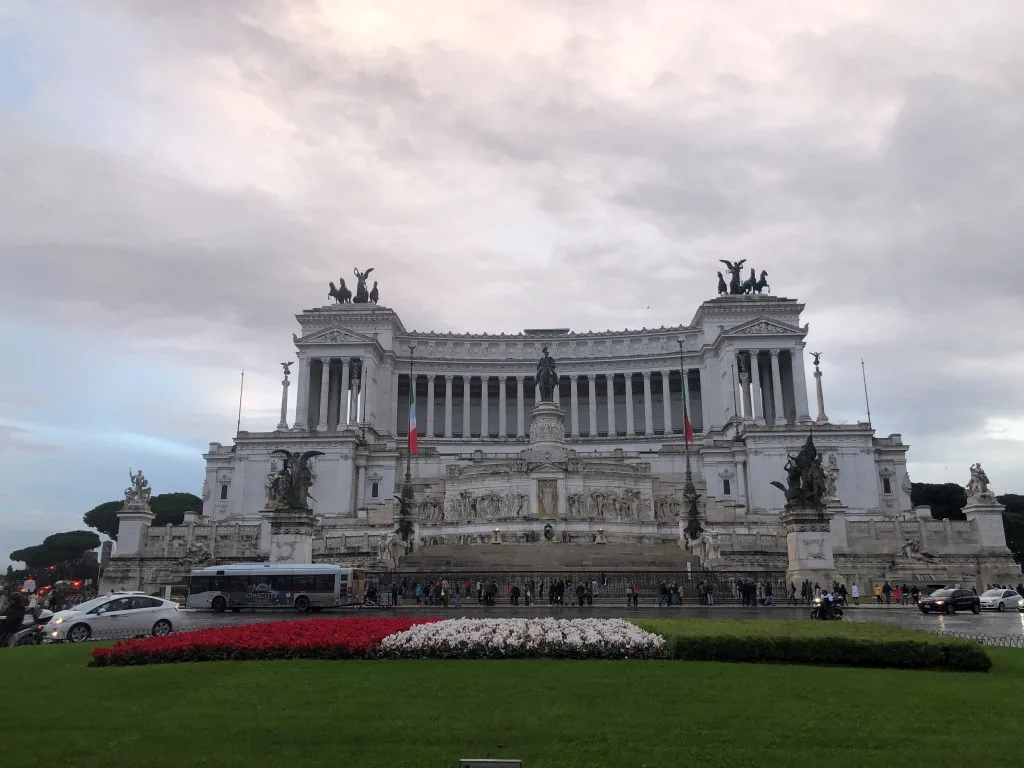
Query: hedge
663,633,992,672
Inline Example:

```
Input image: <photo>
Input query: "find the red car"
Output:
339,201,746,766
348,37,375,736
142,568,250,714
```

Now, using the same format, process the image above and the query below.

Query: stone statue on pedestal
965,463,995,503
329,279,352,304
353,267,375,303
770,433,827,512
125,469,152,504
536,347,558,402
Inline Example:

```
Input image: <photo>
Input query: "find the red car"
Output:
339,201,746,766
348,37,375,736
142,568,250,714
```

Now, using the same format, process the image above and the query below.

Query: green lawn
2,638,1021,768
633,617,936,640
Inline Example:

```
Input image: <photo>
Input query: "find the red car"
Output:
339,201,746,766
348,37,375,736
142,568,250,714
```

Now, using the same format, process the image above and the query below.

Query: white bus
185,563,366,613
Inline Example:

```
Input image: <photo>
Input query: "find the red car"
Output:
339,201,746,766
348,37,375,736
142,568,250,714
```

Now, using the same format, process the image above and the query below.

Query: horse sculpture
741,269,770,294
329,279,352,304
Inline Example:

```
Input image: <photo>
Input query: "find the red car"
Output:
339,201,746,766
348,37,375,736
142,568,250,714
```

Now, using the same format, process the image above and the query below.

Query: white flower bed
380,618,665,659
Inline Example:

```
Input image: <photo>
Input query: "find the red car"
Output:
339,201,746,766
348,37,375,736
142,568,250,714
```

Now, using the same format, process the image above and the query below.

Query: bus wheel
212,596,227,614
294,595,310,613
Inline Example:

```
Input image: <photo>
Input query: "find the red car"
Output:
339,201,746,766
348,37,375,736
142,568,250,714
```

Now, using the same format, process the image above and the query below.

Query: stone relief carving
823,453,840,503
803,537,825,561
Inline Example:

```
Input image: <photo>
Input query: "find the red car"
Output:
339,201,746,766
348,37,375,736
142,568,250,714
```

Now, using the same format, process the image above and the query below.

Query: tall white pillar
293,358,311,429
317,357,331,432
277,366,290,430
516,376,525,436
359,358,369,423
642,371,654,436
792,346,812,423
698,367,710,433
625,373,635,436
426,375,436,438
730,353,742,422
554,377,560,406
534,379,541,405
740,363,753,422
480,375,489,437
569,375,580,437
444,375,454,438
770,349,785,426
750,352,765,425
605,373,616,436
462,375,472,437
661,370,673,434
340,358,351,426
814,363,828,424
391,370,400,434
498,376,507,437
588,376,598,436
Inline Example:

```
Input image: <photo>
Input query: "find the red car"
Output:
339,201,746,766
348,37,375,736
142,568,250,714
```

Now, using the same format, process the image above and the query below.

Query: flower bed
380,618,666,659
90,617,440,667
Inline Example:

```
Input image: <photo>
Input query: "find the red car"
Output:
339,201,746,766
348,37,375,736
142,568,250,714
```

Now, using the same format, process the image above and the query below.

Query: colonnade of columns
727,347,810,426
294,356,371,432
396,370,705,440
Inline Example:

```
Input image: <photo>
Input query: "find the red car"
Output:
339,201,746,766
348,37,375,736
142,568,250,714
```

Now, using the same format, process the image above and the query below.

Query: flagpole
678,339,702,540
403,343,416,496
861,358,872,428
236,369,245,435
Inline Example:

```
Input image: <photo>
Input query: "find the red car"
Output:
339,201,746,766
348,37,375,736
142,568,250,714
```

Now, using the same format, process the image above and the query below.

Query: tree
9,529,101,580
83,493,202,540
910,482,967,520
997,493,1024,566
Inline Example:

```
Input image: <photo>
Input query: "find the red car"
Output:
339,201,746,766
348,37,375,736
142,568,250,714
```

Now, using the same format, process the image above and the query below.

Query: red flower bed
89,617,441,667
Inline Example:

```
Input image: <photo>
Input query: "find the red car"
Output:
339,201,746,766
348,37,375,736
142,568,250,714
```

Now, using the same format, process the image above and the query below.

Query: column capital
444,374,454,382
605,372,614,380
321,356,332,364
770,349,780,358
642,370,651,379
516,375,525,382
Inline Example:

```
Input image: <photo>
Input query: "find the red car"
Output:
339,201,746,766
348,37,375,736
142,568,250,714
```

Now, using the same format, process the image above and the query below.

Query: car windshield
929,589,955,598
981,589,1004,598
68,596,114,613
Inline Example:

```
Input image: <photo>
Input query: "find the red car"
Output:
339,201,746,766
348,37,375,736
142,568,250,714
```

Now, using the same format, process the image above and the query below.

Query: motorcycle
1,609,54,647
810,598,843,620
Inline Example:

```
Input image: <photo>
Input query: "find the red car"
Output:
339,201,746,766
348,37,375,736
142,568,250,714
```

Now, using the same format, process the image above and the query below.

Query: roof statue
328,278,352,304
965,463,995,503
718,260,769,295
353,267,374,303
536,347,558,402
125,468,152,505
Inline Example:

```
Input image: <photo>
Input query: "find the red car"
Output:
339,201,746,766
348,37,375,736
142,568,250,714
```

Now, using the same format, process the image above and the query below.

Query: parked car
918,588,981,615
47,594,179,643
979,588,1023,612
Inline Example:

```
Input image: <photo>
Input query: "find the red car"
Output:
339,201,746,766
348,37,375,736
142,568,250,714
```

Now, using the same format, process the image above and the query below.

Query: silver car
48,594,179,643
979,588,1022,612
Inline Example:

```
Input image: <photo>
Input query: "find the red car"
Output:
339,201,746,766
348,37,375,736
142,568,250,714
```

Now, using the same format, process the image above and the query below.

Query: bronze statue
716,271,728,296
750,270,769,294
683,487,703,540
353,268,374,303
268,449,324,509
719,259,747,295
770,433,826,511
369,281,379,304
536,347,558,402
811,352,822,368
329,279,352,304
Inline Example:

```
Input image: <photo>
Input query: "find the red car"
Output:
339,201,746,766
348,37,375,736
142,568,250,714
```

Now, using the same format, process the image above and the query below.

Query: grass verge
1,643,1020,768
633,618,992,671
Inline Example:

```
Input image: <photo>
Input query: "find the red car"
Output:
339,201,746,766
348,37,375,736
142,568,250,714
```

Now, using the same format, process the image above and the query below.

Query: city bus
185,563,366,613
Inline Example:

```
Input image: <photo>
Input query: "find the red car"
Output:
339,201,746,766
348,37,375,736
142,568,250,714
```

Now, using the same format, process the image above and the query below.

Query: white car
48,593,180,643
979,588,1023,612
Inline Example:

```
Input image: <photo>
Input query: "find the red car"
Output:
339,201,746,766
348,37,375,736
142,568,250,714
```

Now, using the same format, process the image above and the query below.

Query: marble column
698,367,711,433
390,370,400,435
359,358,369,423
534,379,541,405
480,375,489,437
317,357,331,432
750,352,765,425
569,375,580,437
588,375,598,436
340,359,351,426
516,376,525,436
642,371,654,436
277,367,290,430
792,346,812,423
740,365,753,422
625,373,635,436
814,365,828,424
730,353,742,422
498,376,507,437
462,375,471,437
444,375,454,438
770,349,785,426
661,370,673,434
293,358,311,429
605,373,616,436
426,375,436,438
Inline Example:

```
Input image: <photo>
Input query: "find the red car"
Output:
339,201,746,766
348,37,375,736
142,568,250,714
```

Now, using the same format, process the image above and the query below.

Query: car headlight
52,617,65,625
934,600,944,605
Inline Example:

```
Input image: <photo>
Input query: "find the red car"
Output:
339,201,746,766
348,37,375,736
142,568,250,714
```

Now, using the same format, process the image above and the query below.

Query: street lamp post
678,339,702,540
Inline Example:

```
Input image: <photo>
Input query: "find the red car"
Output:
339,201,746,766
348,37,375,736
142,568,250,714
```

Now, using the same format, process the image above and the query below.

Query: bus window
314,574,336,591
189,576,213,592
293,574,315,592
269,575,292,590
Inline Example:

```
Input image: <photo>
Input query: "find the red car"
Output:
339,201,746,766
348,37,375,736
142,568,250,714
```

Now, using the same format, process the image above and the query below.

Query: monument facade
101,265,1021,593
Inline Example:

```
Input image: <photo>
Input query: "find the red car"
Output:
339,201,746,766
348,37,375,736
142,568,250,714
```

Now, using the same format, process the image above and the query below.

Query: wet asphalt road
176,603,1024,637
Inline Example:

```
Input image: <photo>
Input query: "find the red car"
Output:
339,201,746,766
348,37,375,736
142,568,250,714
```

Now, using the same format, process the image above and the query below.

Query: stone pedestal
529,402,565,450
780,504,839,586
964,498,1010,550
261,508,317,564
115,500,156,557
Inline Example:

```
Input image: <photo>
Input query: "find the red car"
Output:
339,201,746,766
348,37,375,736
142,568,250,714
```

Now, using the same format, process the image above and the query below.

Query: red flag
408,385,418,455
684,413,694,444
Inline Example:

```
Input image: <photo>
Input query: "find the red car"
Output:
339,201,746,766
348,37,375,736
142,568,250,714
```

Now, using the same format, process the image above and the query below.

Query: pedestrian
850,582,859,605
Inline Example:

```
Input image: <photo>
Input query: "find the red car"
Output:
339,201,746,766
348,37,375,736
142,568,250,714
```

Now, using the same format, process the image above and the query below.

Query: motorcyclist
818,589,834,620
0,592,26,638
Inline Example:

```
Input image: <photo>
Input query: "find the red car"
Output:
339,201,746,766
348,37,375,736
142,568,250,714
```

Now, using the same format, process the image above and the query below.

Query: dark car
918,588,981,615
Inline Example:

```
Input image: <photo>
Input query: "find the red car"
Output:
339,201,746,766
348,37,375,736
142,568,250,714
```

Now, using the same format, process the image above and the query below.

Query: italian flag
408,384,418,455
684,413,694,444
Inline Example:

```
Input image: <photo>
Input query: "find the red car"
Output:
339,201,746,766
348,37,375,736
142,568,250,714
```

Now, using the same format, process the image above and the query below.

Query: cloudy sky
2,1,1023,568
